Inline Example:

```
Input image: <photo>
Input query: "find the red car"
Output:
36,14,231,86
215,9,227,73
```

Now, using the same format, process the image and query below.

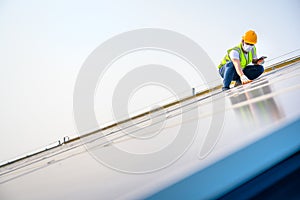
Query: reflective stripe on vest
218,43,256,69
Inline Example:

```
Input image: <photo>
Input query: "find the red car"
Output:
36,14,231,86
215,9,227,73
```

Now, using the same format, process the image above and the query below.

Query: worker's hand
240,74,252,84
257,58,265,65
256,56,267,65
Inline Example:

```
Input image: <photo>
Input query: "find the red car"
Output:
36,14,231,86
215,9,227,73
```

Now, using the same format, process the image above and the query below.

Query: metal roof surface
1,58,300,200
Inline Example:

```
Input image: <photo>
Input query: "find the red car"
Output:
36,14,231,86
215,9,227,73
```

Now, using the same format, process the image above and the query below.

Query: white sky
0,0,300,162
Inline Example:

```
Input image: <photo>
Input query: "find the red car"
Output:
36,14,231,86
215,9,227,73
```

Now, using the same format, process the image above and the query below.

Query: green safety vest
218,43,256,69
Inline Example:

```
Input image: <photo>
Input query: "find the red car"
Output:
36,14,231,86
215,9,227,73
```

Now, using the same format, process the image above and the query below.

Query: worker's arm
232,58,244,76
232,58,252,84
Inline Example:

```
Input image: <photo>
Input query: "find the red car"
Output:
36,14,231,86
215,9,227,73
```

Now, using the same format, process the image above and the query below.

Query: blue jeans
219,62,264,88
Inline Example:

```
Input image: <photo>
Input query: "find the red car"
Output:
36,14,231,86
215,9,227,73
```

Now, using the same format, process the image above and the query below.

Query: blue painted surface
147,117,300,200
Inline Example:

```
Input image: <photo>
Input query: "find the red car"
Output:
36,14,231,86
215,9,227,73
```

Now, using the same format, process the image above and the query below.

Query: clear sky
0,0,299,162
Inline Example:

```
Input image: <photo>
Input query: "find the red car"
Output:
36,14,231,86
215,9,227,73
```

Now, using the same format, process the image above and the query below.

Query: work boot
222,87,230,91
234,80,242,87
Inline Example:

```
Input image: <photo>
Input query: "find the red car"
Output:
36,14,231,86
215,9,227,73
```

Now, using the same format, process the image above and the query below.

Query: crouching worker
218,30,265,91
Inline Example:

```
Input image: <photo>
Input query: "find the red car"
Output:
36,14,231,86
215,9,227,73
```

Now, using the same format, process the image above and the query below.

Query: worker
218,30,265,91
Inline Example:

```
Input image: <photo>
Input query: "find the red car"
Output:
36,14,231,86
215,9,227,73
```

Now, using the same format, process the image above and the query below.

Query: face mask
243,42,253,52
